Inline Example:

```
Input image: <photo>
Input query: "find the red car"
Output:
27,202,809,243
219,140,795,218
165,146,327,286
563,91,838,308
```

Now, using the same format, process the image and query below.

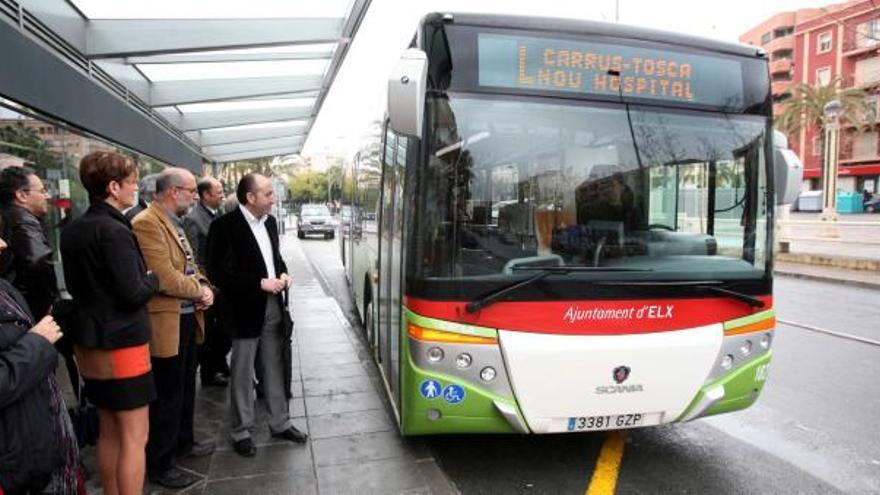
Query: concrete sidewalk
774,211,880,289
774,261,880,290
83,232,457,495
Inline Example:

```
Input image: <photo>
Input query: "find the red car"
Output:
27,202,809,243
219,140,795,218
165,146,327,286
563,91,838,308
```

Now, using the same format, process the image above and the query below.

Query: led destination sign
478,33,745,107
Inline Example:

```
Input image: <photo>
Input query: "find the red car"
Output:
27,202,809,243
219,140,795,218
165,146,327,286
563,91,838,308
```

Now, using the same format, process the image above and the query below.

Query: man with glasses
0,166,57,319
184,177,231,388
132,168,216,489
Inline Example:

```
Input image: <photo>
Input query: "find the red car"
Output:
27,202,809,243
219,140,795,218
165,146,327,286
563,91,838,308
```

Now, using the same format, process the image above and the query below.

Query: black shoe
201,372,229,387
232,438,256,457
272,427,308,444
178,439,215,459
149,466,200,489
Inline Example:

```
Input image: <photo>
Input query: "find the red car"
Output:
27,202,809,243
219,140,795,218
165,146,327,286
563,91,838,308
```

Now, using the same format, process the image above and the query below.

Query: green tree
0,122,61,170
325,161,343,202
775,76,871,137
288,170,328,204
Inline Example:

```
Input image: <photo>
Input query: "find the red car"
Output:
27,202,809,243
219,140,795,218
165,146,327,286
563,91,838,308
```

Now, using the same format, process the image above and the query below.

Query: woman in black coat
0,236,70,494
61,151,158,495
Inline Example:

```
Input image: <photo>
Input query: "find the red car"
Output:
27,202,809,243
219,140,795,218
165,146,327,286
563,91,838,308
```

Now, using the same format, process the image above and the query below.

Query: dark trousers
6,473,50,495
198,306,231,379
146,313,197,472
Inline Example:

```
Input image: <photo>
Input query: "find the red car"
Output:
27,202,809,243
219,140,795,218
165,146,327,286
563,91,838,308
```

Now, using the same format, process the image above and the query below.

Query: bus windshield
414,94,770,283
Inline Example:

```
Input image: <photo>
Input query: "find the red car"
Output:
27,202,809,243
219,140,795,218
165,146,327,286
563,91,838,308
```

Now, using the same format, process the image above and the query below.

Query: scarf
46,373,84,494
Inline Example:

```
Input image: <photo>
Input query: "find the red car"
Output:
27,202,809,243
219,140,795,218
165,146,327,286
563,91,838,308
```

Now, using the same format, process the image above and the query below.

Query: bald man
133,168,215,489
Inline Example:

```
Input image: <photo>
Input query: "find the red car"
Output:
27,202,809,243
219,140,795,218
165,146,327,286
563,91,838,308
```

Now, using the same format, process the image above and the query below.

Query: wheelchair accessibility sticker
419,379,441,399
442,384,465,404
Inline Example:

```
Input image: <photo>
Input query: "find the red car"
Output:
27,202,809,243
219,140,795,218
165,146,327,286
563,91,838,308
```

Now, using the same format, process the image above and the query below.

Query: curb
773,269,880,290
775,252,880,271
289,234,461,495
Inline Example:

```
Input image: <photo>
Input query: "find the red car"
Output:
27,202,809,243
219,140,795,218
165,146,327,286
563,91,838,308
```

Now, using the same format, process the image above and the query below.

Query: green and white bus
339,13,802,435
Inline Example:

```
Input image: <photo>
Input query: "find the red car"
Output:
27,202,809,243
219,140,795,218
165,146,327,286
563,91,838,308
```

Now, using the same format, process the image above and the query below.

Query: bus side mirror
773,130,803,205
388,49,427,137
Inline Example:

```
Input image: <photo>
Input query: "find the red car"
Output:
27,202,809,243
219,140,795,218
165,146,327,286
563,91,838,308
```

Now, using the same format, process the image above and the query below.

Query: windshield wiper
596,280,765,308
694,284,765,308
465,266,652,313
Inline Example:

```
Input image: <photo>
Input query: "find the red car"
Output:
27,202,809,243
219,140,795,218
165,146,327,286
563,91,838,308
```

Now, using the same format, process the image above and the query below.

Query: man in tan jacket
132,168,215,489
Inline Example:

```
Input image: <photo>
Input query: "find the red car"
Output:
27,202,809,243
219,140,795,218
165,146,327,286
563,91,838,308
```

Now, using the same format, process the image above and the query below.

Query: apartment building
741,0,880,195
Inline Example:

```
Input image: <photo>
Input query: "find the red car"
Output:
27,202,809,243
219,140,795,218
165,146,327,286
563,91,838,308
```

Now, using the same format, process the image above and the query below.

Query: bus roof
423,12,765,60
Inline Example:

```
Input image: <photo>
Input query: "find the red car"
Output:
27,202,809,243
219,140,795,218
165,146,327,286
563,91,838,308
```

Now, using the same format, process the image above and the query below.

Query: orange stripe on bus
725,317,775,336
407,324,498,345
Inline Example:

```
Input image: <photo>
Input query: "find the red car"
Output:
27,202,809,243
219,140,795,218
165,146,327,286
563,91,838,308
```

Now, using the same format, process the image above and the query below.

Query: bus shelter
0,0,371,169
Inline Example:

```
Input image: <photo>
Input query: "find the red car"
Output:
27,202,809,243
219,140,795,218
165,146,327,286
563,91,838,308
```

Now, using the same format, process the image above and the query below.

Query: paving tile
312,430,427,468
414,458,459,495
308,409,395,439
288,381,304,399
290,396,306,418
301,352,362,368
297,332,350,344
296,323,348,334
303,375,375,397
297,337,350,349
317,457,429,495
305,390,384,415
294,315,340,326
203,470,317,495
300,362,366,381
297,341,355,355
209,442,312,479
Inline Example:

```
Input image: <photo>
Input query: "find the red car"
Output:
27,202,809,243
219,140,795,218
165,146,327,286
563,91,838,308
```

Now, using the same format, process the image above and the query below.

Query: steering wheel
648,223,675,231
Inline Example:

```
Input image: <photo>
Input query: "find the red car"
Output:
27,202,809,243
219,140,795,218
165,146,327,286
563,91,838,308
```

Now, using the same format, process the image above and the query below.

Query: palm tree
775,76,872,137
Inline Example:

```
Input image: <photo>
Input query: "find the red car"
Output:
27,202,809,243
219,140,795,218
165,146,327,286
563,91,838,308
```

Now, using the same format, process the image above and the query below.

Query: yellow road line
585,431,627,495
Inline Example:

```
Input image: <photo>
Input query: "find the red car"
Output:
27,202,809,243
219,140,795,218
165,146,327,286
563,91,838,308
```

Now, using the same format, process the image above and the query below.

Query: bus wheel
364,301,374,348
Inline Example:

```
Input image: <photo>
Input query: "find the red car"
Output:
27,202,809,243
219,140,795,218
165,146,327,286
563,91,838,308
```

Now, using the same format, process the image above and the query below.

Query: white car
297,204,335,239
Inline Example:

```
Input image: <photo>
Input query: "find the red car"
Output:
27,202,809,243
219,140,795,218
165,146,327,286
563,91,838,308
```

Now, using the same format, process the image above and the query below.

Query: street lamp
820,99,842,237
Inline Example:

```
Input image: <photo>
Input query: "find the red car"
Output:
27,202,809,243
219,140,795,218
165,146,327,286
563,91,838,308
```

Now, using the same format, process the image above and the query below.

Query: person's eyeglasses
175,186,197,194
23,187,49,195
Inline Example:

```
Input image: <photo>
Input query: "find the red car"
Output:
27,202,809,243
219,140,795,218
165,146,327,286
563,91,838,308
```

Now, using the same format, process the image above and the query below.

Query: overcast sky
303,0,833,158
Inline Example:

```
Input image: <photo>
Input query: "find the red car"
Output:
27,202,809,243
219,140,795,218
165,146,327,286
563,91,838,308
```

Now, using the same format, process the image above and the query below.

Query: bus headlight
455,353,473,369
760,333,771,349
721,354,734,370
480,366,497,382
739,340,753,357
427,347,444,362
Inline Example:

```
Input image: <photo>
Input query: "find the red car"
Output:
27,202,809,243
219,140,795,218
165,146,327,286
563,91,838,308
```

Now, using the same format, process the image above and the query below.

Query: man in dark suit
184,176,229,387
206,173,306,458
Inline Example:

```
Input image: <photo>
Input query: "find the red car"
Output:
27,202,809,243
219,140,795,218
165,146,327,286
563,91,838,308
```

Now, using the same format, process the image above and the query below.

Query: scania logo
613,366,631,384
595,366,643,394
